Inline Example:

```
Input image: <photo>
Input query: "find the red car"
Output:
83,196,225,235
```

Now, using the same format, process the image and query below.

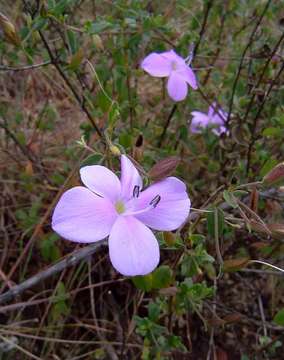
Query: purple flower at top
190,102,228,135
52,155,191,276
141,50,198,102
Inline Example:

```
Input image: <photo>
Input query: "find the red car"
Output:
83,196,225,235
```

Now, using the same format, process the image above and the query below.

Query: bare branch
0,61,51,71
0,240,106,305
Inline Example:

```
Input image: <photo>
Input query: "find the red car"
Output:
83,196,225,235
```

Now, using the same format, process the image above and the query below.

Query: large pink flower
141,50,198,102
52,155,191,276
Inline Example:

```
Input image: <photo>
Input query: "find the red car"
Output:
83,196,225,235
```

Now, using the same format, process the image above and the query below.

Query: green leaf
66,29,78,54
262,127,283,138
273,308,284,326
223,190,238,208
132,274,153,292
81,154,103,167
260,158,278,178
148,302,160,322
207,207,225,237
40,233,60,262
152,266,173,289
188,234,206,245
90,20,112,34
132,266,173,291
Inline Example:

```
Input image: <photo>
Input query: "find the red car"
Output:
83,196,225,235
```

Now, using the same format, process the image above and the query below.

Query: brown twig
226,0,272,126
157,104,177,147
0,61,51,71
38,30,104,139
0,240,107,305
246,61,284,174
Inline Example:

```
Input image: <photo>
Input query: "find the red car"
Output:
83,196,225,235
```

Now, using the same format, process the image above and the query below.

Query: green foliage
176,278,214,313
40,233,61,262
15,200,42,235
207,207,225,237
181,244,214,277
50,281,70,322
132,265,173,291
135,300,186,359
1,0,284,358
273,308,284,326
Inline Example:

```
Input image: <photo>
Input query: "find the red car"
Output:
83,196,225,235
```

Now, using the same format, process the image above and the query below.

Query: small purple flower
52,155,191,276
141,50,198,102
190,102,228,135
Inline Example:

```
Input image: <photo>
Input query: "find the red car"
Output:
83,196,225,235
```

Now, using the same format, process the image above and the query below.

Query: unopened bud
268,223,284,240
0,12,21,46
250,219,271,236
92,34,104,51
109,145,121,156
149,156,180,182
163,231,176,246
263,162,284,188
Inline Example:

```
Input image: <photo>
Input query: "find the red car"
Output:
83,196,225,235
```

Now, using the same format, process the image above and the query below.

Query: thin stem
157,104,177,147
0,60,51,71
38,30,104,139
248,260,284,274
226,0,272,126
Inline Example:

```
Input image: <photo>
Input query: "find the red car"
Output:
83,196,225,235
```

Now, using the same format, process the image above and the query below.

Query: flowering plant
190,102,228,135
52,155,191,276
141,49,198,101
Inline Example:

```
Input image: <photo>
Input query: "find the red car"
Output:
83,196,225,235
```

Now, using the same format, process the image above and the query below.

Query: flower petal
80,165,121,202
208,102,216,118
132,177,191,231
212,125,228,136
208,103,228,124
161,50,185,66
109,216,159,276
178,66,198,90
167,73,188,102
52,186,117,243
141,52,171,77
190,111,210,133
120,155,143,201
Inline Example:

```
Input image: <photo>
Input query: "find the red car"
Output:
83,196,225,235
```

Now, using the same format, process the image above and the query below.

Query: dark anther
133,185,140,198
149,195,161,208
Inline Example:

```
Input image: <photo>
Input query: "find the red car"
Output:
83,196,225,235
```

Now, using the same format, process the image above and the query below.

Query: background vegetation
0,0,284,359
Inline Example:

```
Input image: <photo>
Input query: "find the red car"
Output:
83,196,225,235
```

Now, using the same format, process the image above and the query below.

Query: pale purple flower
52,155,191,276
141,50,198,102
190,102,228,135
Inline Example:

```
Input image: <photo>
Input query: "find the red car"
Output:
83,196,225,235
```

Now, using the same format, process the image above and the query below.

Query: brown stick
0,240,106,305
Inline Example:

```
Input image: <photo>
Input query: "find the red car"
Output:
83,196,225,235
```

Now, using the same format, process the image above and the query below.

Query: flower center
115,201,125,214
171,60,178,71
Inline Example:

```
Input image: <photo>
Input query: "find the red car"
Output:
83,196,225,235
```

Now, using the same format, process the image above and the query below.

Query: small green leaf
132,274,153,292
273,308,284,326
207,207,225,237
262,127,283,138
81,154,103,167
152,265,173,289
223,190,238,208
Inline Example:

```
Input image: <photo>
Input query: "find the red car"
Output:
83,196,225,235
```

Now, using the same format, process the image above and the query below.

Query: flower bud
0,12,21,46
109,145,121,156
263,162,284,188
163,232,176,246
250,219,271,236
92,34,104,51
268,223,284,240
149,156,180,182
